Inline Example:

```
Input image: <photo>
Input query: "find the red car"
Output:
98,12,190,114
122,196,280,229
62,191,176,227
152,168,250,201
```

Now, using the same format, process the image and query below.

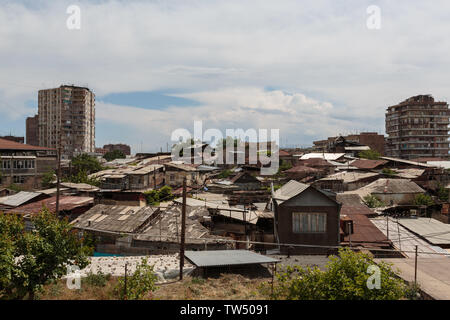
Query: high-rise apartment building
26,114,39,146
38,85,95,158
385,95,449,160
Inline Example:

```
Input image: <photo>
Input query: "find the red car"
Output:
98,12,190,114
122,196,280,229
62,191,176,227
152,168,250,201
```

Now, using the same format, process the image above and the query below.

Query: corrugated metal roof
0,191,43,207
319,171,379,183
184,250,278,267
398,218,450,246
71,204,158,233
273,180,309,202
346,179,425,198
300,153,345,160
7,196,93,215
381,156,434,168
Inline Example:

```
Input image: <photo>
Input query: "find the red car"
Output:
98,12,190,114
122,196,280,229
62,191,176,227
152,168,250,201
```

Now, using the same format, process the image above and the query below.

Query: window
170,174,175,181
292,212,327,233
2,160,10,169
13,176,25,184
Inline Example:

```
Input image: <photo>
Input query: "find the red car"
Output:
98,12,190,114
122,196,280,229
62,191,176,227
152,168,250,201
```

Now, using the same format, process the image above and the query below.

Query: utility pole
179,177,187,280
56,122,62,215
386,215,389,240
414,245,418,285
124,262,128,300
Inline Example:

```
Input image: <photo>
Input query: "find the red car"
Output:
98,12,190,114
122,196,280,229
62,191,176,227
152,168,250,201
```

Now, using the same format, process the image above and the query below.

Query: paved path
377,257,450,300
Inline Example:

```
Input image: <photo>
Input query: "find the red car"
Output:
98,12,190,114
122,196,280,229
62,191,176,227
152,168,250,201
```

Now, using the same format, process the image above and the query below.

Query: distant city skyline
1,1,449,153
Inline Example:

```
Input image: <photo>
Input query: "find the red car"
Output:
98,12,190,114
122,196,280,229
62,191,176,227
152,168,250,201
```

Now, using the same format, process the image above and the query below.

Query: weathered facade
385,95,450,160
273,182,341,254
38,85,95,159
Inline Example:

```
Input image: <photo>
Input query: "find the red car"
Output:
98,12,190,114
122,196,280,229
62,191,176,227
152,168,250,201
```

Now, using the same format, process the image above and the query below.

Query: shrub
115,258,158,300
84,271,111,287
270,248,407,300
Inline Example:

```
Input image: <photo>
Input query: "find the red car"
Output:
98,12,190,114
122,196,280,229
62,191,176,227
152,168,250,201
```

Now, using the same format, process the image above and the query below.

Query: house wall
277,188,340,254
373,192,421,205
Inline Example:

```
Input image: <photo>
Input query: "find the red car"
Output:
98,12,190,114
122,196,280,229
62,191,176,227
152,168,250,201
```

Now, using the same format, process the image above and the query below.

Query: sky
0,0,449,153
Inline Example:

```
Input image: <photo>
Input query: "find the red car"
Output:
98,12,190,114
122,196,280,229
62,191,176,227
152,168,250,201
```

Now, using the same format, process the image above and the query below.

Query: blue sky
0,0,449,153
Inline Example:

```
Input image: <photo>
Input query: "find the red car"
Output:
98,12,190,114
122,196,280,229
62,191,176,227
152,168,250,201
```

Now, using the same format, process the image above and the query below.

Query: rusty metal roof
6,196,93,215
71,204,159,233
184,250,278,267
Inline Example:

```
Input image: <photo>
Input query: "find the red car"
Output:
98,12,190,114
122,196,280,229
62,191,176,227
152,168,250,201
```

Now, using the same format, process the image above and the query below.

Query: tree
358,150,381,160
437,184,449,202
115,258,158,300
145,186,174,206
0,209,91,300
65,154,104,186
103,150,126,162
71,154,103,176
363,195,385,208
271,248,407,300
381,168,397,177
41,170,56,188
413,194,434,206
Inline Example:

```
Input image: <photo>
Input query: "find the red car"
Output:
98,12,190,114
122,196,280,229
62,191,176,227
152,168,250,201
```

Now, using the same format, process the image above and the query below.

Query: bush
270,248,407,300
115,258,158,300
84,271,111,287
363,195,385,208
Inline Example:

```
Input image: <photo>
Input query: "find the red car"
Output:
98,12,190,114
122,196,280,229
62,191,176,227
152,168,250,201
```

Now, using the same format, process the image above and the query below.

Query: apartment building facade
385,95,450,160
0,138,56,190
26,114,39,146
38,85,95,159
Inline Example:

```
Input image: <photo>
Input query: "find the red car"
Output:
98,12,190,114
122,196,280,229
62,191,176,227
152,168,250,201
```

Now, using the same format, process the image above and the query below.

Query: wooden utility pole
179,177,187,280
124,262,128,300
386,215,389,240
55,125,62,215
414,245,418,285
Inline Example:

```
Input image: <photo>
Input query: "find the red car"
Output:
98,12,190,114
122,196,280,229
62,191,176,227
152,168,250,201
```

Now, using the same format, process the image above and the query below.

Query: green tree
145,186,174,205
41,170,56,188
71,154,103,176
437,184,449,202
413,194,434,206
217,169,232,179
115,258,158,300
0,209,91,300
270,248,407,300
103,150,126,162
381,168,397,177
363,195,385,208
358,150,381,160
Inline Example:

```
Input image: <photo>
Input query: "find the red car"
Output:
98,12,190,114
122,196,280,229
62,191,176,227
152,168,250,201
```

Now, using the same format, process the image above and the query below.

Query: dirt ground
38,270,273,300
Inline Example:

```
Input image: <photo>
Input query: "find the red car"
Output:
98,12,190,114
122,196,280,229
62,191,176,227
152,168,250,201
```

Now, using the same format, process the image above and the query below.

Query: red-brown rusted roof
337,194,389,246
299,158,333,167
6,196,93,216
0,138,54,151
285,165,321,173
351,159,388,169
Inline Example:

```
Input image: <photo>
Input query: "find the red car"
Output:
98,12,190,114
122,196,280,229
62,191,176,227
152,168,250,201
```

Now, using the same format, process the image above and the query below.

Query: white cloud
1,0,450,151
